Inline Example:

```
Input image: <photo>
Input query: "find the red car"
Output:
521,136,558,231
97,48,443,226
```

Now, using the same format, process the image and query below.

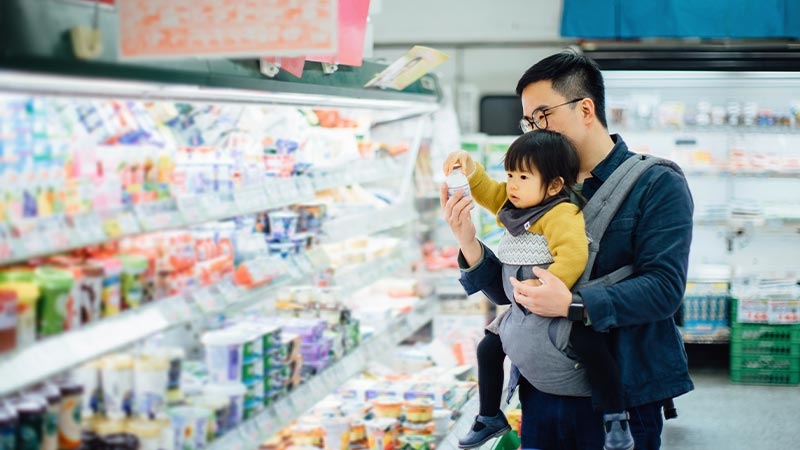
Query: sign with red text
117,0,338,60
307,0,371,66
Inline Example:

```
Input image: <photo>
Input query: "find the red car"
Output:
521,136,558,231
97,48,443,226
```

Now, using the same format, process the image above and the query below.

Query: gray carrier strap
575,154,683,289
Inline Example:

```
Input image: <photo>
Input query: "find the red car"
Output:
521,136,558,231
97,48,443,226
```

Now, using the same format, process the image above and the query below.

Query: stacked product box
730,297,800,385
680,281,731,342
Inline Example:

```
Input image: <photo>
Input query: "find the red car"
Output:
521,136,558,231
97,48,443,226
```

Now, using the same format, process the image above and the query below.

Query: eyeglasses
519,98,584,132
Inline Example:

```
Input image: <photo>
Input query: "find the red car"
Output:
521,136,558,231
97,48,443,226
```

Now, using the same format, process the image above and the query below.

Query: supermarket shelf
618,125,800,135
207,297,440,450
683,168,800,179
0,253,311,396
438,387,518,450
320,203,418,243
681,333,731,345
0,294,191,396
331,246,417,293
311,158,405,192
0,177,316,267
0,242,421,396
694,216,800,230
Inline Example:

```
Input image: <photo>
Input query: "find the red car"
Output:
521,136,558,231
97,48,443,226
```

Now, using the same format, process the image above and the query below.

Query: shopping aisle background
661,346,800,450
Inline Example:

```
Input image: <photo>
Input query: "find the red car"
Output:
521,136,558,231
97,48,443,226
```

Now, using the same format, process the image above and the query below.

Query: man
446,51,694,449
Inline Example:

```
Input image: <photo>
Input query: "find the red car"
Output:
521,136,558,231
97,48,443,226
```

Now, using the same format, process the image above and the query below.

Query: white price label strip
136,199,185,231
214,280,240,303
117,211,141,235
177,195,207,223
191,287,226,313
235,186,268,214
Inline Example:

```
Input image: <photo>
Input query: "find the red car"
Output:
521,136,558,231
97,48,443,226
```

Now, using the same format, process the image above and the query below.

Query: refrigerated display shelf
0,161,419,267
0,177,317,267
206,296,440,450
0,245,418,396
311,158,405,192
320,203,418,244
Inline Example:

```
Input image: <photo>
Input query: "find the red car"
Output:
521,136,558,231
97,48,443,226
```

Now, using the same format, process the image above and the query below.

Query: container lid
34,266,74,289
133,355,169,371
201,328,249,347
187,394,229,410
126,419,163,438
89,257,123,273
14,400,46,416
0,282,40,304
80,262,105,277
93,418,126,436
0,268,36,283
59,381,85,397
0,406,16,422
118,254,149,273
102,354,134,370
202,382,246,398
38,383,62,404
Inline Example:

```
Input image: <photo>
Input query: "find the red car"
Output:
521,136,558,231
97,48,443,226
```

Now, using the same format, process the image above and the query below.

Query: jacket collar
590,134,631,182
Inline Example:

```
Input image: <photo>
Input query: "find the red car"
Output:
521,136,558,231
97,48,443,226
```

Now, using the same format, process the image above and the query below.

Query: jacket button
574,362,582,370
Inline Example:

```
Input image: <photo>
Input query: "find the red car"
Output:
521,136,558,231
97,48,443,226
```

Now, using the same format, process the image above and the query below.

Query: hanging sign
307,0,371,66
118,0,338,60
364,46,448,90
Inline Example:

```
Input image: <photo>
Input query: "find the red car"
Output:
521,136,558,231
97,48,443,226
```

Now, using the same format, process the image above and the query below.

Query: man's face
520,80,583,144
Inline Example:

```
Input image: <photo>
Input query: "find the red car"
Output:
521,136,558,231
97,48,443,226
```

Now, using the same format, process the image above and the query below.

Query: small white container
203,382,247,430
133,354,170,418
432,409,452,436
446,168,470,199
268,210,299,241
100,354,134,419
201,329,249,383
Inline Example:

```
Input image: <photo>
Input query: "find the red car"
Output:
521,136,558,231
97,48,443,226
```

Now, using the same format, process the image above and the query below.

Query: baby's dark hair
504,130,585,208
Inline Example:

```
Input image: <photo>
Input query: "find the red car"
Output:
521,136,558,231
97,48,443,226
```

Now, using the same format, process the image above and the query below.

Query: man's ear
548,177,564,196
580,97,596,124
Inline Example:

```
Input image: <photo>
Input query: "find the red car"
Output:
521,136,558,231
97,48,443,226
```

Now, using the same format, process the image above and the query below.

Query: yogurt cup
201,329,249,383
267,211,299,241
133,354,170,418
202,383,246,430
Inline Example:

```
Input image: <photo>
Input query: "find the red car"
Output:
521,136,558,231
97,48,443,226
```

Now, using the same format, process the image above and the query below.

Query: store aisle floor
661,347,800,450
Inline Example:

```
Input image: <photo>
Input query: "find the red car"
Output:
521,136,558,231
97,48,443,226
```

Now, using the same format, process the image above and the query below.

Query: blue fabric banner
561,0,796,39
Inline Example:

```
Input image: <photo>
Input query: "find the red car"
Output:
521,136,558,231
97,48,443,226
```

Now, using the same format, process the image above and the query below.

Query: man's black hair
515,50,608,129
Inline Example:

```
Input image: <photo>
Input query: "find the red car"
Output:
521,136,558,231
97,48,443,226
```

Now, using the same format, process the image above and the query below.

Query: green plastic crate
730,367,800,385
730,353,800,371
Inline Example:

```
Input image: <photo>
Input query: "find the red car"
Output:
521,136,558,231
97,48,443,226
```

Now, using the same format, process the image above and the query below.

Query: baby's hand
520,278,543,287
442,150,476,176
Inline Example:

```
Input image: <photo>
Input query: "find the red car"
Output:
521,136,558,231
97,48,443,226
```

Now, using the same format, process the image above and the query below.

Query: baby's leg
477,331,506,416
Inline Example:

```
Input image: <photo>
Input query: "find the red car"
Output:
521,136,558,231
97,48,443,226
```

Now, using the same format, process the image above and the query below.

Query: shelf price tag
69,212,107,246
158,295,195,322
135,199,185,232
191,287,226,314
176,194,209,223
273,398,295,424
214,280,240,303
235,185,269,214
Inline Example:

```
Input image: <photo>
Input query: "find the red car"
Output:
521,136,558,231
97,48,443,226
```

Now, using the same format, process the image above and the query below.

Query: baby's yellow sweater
467,163,588,289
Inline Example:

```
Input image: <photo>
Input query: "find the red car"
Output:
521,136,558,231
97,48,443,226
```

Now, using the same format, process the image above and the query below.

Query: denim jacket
460,135,695,408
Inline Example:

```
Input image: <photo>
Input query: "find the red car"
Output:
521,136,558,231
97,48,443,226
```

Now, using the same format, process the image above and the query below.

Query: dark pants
568,323,625,413
476,323,624,417
518,377,665,450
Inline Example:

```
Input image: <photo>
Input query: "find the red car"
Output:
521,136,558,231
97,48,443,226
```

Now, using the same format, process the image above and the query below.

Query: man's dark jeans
518,377,664,450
